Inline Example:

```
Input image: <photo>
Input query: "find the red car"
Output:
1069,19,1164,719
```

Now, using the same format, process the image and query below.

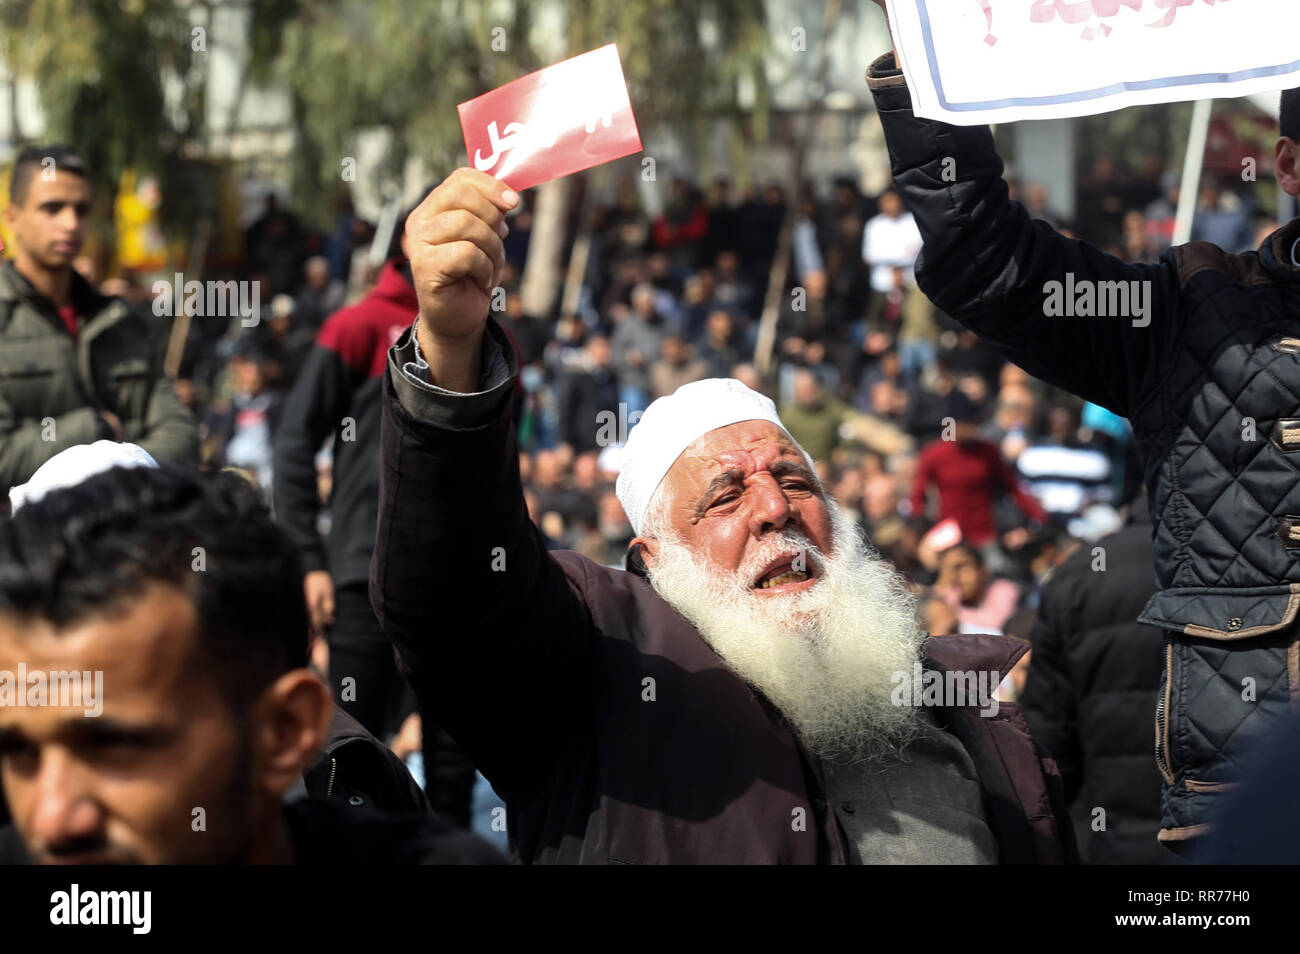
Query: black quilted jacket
868,52,1299,847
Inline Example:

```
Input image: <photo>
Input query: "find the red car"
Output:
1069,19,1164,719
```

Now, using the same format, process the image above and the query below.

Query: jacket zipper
1155,641,1174,785
326,756,338,797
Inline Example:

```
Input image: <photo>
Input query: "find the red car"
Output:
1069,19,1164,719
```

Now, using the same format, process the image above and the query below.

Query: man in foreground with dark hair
0,457,501,864
0,144,197,491
865,0,1300,851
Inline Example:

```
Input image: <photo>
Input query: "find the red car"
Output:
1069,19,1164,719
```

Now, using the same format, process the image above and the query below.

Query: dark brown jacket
370,318,1074,864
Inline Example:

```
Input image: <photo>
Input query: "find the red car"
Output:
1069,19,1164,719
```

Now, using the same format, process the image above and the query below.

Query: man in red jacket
911,392,1047,560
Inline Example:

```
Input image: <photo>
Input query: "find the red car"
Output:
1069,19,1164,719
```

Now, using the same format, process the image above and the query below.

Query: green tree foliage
252,0,770,224
0,0,207,243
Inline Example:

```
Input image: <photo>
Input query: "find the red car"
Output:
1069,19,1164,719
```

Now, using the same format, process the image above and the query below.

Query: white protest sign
883,1,1300,125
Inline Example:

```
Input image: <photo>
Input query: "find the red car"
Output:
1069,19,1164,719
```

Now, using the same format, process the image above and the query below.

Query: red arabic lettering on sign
1026,0,1230,39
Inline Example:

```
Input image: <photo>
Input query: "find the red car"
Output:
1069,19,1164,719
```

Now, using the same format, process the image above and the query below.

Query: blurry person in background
729,362,763,395
205,345,283,499
831,461,866,529
1019,502,1167,864
650,333,707,400
861,189,921,331
595,489,634,567
1121,209,1152,263
935,544,1022,636
911,392,1047,571
556,335,620,455
611,284,667,415
293,255,346,334
698,309,743,379
0,145,197,490
990,380,1037,464
652,178,710,273
921,596,959,638
502,291,549,368
1016,403,1114,520
779,369,851,465
1143,173,1182,257
0,462,498,864
244,192,305,299
1023,183,1064,231
679,267,719,344
712,249,754,318
273,201,478,828
1190,176,1255,254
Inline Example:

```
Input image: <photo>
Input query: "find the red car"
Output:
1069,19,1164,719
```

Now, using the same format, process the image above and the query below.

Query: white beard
645,504,926,761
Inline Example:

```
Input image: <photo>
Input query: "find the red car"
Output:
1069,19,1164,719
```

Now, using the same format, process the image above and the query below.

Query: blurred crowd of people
115,156,1284,659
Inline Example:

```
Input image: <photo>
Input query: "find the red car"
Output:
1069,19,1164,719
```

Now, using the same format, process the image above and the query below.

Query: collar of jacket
0,260,137,409
767,632,1066,864
1261,216,1300,280
0,258,108,326
923,632,1071,863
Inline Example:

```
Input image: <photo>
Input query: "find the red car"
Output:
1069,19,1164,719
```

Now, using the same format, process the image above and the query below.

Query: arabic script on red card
458,44,643,192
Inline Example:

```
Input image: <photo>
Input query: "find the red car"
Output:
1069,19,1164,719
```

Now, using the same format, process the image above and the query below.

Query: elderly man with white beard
370,168,1075,865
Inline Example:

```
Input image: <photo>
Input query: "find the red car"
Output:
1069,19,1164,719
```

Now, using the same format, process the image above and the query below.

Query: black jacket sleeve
273,343,354,575
868,53,1184,417
369,319,594,796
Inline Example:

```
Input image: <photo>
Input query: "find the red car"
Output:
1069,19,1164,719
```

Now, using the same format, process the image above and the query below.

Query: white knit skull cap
9,441,159,513
615,377,807,536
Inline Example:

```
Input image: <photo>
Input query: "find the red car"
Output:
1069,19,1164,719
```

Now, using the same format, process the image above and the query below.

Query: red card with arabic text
458,44,643,192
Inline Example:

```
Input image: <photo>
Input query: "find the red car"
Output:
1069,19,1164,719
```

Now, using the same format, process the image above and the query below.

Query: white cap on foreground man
9,441,157,513
615,377,812,536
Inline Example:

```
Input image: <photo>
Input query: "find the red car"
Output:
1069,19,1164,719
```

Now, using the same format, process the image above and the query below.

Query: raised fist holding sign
406,167,519,392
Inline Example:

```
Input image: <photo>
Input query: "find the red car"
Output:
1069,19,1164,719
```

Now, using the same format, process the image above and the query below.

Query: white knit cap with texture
9,441,159,513
615,378,798,536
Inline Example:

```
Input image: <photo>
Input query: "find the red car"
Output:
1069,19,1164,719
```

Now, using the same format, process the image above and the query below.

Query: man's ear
1276,137,1300,198
630,535,659,573
254,670,334,799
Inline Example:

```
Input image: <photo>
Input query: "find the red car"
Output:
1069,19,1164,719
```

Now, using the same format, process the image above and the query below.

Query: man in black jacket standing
273,227,477,829
866,1,1300,851
1019,505,1167,864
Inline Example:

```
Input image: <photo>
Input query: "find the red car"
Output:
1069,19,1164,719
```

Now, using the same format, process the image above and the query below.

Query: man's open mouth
753,554,816,590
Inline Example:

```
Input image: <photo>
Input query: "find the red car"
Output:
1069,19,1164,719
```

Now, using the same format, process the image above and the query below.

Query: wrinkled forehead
664,419,814,496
